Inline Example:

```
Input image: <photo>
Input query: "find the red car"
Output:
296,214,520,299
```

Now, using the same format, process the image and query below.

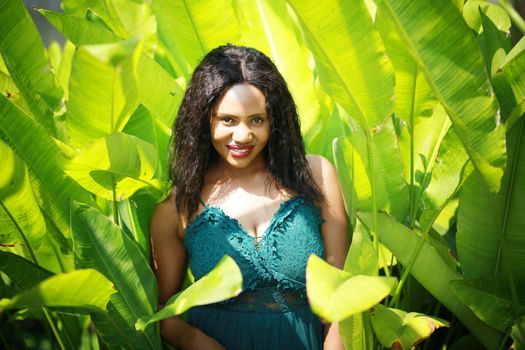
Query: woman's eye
221,117,234,124
251,117,264,124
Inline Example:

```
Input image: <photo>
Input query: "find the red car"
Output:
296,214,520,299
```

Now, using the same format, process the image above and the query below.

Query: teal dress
184,195,325,350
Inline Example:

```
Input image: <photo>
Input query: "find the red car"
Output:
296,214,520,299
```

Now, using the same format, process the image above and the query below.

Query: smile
227,145,254,158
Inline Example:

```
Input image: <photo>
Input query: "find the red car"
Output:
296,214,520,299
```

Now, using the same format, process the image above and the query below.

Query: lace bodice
184,195,325,312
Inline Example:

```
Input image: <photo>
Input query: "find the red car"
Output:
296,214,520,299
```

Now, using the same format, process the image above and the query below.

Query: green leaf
0,140,45,251
288,0,394,131
40,10,184,127
0,269,115,314
65,132,163,201
451,277,525,332
306,254,396,322
71,201,160,349
478,8,512,78
339,313,374,350
67,38,141,147
136,255,242,331
0,0,64,139
152,0,242,78
0,95,95,239
493,36,525,125
370,303,448,349
344,219,378,276
0,251,53,290
333,120,408,221
39,9,120,45
376,0,506,193
511,315,525,350
358,211,503,349
457,118,525,279
463,0,511,34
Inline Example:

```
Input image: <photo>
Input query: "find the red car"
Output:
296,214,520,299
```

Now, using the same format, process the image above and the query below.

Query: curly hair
169,44,323,219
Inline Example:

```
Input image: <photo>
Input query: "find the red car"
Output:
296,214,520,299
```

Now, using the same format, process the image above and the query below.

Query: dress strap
198,197,206,206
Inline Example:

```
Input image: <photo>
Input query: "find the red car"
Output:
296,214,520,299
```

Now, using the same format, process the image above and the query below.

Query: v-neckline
203,195,301,246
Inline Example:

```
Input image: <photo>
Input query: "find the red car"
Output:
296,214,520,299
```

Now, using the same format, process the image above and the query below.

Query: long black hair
169,44,323,219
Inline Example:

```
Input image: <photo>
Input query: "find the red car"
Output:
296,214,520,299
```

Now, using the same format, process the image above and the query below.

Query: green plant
0,0,523,349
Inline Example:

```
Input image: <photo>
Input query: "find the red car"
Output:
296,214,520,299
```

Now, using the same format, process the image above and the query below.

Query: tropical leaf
0,0,64,139
0,251,53,290
376,0,506,192
288,0,394,132
457,117,525,279
339,313,374,350
493,36,525,126
71,201,160,349
358,211,503,349
0,140,45,253
511,315,525,350
136,255,242,331
344,220,378,277
451,276,525,332
67,38,141,147
0,269,115,314
40,9,184,127
370,303,448,349
463,0,511,34
306,254,396,322
332,120,408,222
0,95,94,239
65,132,163,201
152,0,242,79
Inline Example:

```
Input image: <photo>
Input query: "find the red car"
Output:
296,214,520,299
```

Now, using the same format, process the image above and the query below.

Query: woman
150,45,349,349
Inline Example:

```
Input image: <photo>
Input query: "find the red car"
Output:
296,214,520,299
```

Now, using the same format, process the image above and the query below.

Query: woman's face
210,83,270,169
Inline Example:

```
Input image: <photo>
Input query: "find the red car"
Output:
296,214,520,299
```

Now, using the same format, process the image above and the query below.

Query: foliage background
1,0,525,349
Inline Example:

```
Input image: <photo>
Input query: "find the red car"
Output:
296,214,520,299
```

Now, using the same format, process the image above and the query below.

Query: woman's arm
307,155,350,350
150,194,225,349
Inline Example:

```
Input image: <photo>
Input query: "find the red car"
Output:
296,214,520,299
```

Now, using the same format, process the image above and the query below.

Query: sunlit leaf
65,132,163,201
358,211,503,349
71,201,160,349
376,0,506,192
67,38,141,147
306,254,396,322
135,255,242,331
0,269,115,314
370,304,448,349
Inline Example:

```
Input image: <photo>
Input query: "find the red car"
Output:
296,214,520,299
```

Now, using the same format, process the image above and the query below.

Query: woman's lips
227,145,254,158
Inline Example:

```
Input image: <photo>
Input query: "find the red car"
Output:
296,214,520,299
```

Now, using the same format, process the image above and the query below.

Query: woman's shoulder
305,154,337,180
151,190,183,241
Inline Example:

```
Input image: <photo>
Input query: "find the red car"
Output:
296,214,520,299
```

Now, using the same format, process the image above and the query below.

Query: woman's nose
232,123,253,143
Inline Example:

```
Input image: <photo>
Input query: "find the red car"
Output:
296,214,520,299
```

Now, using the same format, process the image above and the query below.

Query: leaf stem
42,308,66,350
112,175,120,226
408,65,418,228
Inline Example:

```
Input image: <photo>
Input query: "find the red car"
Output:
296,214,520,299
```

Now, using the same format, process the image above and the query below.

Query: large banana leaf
0,0,64,139
451,276,525,332
67,39,141,148
71,202,160,349
333,120,408,222
288,0,394,132
358,211,503,349
306,254,397,322
136,255,242,330
0,269,114,314
0,140,45,254
0,251,53,290
376,0,506,193
0,95,94,239
457,117,525,280
40,9,184,127
65,132,163,201
152,0,242,79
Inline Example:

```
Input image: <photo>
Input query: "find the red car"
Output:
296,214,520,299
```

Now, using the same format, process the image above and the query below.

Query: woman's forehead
214,84,267,117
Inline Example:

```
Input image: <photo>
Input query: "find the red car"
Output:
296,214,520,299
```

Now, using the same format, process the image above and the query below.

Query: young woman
150,45,349,350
